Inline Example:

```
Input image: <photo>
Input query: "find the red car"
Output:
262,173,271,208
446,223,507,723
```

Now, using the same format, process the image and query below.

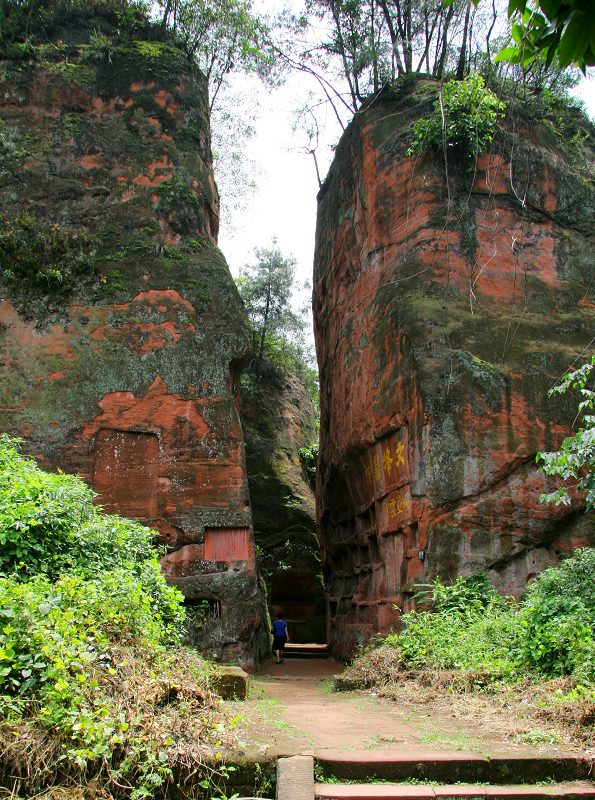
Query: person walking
272,612,289,664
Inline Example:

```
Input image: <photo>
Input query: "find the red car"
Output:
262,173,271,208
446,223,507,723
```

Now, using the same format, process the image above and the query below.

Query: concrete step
284,643,330,659
315,753,593,784
314,784,595,800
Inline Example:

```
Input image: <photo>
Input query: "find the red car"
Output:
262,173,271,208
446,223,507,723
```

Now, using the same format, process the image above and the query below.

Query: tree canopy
236,243,318,406
155,0,273,109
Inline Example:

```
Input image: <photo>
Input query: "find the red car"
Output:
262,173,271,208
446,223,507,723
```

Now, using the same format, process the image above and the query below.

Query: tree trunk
455,2,472,80
258,285,272,360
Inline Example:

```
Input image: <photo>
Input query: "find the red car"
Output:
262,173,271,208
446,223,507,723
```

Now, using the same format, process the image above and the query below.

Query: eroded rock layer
0,38,266,665
314,80,595,660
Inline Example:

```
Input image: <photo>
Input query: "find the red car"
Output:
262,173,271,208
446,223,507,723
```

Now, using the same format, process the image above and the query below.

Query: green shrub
0,437,218,796
298,444,319,490
519,548,595,679
0,436,185,710
0,568,182,702
407,73,506,160
387,575,521,679
417,572,507,615
0,434,94,576
0,434,179,588
383,554,595,684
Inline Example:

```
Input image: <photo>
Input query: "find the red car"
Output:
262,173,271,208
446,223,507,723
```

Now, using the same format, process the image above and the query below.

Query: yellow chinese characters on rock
387,494,409,520
381,489,411,532
360,432,409,506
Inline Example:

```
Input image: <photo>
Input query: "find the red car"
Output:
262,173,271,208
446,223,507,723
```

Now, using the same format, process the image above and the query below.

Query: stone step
315,753,593,784
314,783,595,800
284,643,330,659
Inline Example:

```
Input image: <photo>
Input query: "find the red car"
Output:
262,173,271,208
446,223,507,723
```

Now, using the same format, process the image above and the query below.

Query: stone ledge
277,755,315,800
211,666,249,700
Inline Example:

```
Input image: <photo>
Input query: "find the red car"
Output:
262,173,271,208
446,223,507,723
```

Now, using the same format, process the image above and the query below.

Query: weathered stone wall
240,359,325,643
314,79,595,660
0,38,267,665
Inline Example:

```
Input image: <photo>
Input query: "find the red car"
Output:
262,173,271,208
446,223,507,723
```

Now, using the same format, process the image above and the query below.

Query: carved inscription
204,528,253,563
360,429,409,506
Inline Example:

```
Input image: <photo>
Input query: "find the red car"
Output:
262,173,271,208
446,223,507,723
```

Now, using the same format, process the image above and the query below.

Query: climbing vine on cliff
537,357,595,512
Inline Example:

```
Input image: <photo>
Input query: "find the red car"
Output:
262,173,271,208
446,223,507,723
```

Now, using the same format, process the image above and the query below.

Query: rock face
240,359,325,643
314,80,595,660
0,35,266,665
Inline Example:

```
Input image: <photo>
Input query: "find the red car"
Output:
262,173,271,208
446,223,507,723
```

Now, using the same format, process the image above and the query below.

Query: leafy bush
298,444,319,490
383,555,595,685
0,568,182,705
386,575,520,679
417,572,507,615
519,548,595,680
537,357,594,512
0,436,242,798
407,73,506,160
0,435,184,698
0,434,179,587
0,434,94,576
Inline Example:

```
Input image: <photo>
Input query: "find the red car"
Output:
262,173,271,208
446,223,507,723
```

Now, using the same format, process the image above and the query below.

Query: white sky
217,73,339,285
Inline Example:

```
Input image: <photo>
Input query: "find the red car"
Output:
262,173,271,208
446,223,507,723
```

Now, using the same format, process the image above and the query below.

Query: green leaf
558,10,590,67
508,0,527,16
538,0,562,17
511,22,525,43
495,45,521,61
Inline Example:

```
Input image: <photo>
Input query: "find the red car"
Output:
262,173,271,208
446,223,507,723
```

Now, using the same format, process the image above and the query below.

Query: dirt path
232,658,583,761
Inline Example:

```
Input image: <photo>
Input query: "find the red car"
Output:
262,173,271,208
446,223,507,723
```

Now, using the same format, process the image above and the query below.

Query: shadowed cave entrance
269,570,326,644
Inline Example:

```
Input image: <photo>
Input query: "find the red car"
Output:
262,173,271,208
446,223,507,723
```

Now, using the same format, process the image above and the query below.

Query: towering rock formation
0,29,267,664
241,359,324,643
314,79,594,660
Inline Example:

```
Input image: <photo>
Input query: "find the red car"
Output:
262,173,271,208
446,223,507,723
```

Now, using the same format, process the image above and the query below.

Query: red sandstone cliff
314,79,595,660
0,35,266,664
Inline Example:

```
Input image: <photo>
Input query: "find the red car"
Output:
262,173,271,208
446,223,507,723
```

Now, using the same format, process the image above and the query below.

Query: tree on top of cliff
236,242,318,401
237,242,301,361
286,0,500,114
279,0,585,132
156,0,275,110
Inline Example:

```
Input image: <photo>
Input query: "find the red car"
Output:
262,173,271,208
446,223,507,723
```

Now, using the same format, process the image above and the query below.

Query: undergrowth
336,560,595,746
0,435,239,799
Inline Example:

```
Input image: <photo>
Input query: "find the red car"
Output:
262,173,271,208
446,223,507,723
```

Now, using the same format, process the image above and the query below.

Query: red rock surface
313,81,595,659
0,38,266,664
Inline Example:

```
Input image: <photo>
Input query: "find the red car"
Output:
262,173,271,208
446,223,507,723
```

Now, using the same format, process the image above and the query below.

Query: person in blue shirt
272,612,289,664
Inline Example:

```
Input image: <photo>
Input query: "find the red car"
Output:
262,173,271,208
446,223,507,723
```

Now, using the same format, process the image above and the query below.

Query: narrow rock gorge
241,358,324,643
0,29,267,664
314,79,595,660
